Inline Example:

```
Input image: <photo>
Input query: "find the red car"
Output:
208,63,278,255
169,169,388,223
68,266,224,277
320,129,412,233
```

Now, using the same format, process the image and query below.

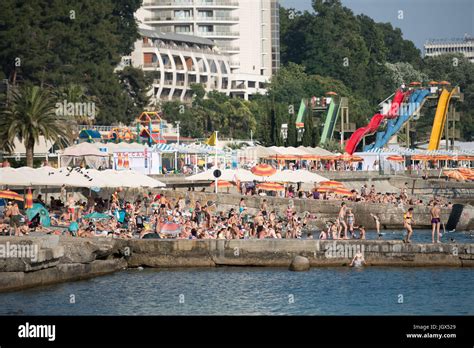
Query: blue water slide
365,89,429,151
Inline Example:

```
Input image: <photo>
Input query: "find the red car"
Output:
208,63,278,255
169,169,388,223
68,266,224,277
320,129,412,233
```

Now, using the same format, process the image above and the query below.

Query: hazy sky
279,0,474,50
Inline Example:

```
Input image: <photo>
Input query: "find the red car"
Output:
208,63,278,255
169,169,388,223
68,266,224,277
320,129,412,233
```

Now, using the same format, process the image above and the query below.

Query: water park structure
345,82,463,155
294,92,354,146
136,111,166,145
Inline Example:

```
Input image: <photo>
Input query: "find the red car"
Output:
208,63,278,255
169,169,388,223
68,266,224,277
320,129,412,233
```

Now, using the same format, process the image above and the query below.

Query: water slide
296,99,306,126
345,90,405,155
428,88,456,150
320,98,340,145
364,89,430,151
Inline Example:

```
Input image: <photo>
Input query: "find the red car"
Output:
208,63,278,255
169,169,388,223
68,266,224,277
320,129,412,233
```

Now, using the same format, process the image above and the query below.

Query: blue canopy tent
79,129,102,142
26,203,51,227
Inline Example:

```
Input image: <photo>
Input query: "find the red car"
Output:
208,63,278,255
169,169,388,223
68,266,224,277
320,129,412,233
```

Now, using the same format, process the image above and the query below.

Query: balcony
196,16,239,22
143,63,160,68
199,31,239,37
143,0,193,7
145,16,194,22
195,0,239,7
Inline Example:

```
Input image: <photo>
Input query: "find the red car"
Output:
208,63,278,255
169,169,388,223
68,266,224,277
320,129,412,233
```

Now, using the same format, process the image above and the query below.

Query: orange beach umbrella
256,182,285,191
319,181,345,188
251,164,277,177
0,190,24,202
210,180,234,188
386,155,405,162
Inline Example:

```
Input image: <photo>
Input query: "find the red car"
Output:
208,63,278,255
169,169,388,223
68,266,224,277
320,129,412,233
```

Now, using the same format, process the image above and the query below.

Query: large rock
289,255,310,271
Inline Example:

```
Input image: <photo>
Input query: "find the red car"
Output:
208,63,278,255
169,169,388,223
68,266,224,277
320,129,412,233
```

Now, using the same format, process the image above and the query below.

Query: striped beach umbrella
25,188,33,209
210,180,234,188
251,164,277,177
0,190,24,202
333,188,352,196
257,182,285,191
319,181,345,188
386,155,405,162
444,170,466,181
317,186,334,193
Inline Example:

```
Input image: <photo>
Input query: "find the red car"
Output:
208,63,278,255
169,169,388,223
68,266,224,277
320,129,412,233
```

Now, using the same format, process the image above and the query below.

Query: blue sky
279,0,474,50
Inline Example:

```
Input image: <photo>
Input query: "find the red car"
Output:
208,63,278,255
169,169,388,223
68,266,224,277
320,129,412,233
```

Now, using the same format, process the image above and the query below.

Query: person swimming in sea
350,251,366,267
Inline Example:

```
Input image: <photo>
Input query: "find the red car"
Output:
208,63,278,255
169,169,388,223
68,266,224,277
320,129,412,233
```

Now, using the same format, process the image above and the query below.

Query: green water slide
296,99,306,125
319,99,340,145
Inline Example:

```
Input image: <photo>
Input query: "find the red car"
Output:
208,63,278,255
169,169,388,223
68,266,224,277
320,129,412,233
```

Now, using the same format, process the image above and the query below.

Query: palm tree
0,85,73,167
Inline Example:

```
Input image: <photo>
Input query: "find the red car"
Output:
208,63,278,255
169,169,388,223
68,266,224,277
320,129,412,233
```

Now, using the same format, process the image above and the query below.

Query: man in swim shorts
430,202,441,244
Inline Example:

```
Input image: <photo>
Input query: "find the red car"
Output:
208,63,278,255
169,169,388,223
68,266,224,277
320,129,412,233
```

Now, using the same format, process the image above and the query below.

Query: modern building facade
134,0,280,100
424,36,474,63
124,28,232,102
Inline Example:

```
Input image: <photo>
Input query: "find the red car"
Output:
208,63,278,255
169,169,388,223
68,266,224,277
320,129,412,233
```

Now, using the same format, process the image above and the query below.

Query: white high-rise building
424,36,474,63
135,0,280,100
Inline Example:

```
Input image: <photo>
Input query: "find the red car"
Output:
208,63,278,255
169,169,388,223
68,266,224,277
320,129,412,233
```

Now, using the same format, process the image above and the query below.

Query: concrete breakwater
157,190,474,231
0,236,473,293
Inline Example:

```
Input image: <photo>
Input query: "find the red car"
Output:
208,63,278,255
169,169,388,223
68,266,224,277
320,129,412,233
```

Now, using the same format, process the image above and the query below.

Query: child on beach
370,213,382,239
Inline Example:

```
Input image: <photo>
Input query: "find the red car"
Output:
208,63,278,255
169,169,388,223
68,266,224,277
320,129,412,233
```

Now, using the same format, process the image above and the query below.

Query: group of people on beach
0,183,447,245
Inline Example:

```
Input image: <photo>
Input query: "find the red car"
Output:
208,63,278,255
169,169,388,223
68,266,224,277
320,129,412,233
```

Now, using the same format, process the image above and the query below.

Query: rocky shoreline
0,236,473,293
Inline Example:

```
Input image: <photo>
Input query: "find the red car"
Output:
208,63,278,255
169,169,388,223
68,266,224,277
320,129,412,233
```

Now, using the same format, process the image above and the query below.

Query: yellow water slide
428,88,456,150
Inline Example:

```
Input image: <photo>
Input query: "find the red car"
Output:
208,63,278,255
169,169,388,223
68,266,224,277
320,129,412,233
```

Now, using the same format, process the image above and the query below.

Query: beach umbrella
411,155,430,161
256,182,285,191
25,188,33,209
26,203,51,227
444,170,466,181
251,164,277,177
160,223,181,235
0,190,24,201
84,212,112,220
386,155,405,162
337,154,363,162
429,81,439,85
333,188,352,196
320,181,344,188
409,81,421,86
316,187,334,193
439,81,451,85
210,180,234,189
431,155,451,161
326,91,338,96
457,155,474,161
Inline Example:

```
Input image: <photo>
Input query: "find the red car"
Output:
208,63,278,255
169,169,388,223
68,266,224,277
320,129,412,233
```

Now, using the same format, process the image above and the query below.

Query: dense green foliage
0,0,144,124
0,0,471,151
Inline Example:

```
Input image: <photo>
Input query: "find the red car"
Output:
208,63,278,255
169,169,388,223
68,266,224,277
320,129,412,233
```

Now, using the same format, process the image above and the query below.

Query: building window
175,25,191,33
174,10,192,19
198,25,213,33
198,10,213,18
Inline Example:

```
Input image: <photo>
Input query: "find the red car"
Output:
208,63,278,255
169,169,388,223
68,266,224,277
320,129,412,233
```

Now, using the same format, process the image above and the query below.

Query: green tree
0,85,72,167
286,112,297,146
301,102,315,146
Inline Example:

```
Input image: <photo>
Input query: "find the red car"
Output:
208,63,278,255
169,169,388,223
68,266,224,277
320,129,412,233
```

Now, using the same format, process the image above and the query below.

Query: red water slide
345,90,405,154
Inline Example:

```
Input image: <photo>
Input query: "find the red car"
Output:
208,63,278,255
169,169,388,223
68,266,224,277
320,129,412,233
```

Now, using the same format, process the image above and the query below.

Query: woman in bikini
403,207,415,243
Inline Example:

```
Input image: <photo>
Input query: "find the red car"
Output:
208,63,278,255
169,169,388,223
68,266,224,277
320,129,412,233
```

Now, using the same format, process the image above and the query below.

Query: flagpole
215,131,218,194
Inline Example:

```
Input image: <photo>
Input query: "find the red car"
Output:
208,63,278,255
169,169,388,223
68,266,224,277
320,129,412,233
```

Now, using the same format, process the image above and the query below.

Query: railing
143,0,193,6
145,16,193,21
199,31,239,37
142,0,238,6
195,0,238,6
142,42,221,55
196,16,239,21
229,61,240,66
